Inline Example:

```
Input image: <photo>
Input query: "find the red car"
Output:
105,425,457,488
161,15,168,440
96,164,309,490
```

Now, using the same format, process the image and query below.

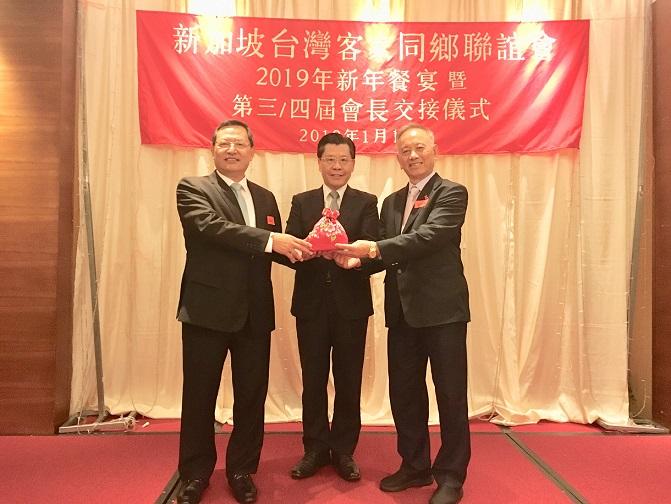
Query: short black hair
317,132,355,159
211,119,254,147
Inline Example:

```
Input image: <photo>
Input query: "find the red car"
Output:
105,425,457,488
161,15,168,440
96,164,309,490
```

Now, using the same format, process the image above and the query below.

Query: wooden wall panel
653,1,671,428
0,0,76,434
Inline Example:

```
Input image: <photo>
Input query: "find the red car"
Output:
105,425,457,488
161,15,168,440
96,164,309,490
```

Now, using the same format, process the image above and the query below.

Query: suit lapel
309,188,326,223
394,187,407,235
248,181,271,229
338,186,364,234
402,173,441,232
339,186,353,222
211,172,247,225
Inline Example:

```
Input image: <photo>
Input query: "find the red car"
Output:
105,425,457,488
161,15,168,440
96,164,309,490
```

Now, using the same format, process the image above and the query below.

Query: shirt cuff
265,232,274,253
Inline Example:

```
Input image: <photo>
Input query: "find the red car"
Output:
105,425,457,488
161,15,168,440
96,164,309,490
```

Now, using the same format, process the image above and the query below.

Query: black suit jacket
285,186,379,320
176,171,283,334
374,173,470,328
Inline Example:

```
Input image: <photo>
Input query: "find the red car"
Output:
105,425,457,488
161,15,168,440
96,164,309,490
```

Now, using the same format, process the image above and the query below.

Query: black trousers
296,288,368,456
387,318,470,487
178,322,270,481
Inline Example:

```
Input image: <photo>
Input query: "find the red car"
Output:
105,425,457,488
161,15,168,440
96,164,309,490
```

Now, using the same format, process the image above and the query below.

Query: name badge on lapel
266,215,275,225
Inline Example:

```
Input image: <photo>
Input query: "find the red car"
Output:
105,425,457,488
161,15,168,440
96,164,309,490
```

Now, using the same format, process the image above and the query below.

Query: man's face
318,143,355,190
211,126,255,181
396,128,437,184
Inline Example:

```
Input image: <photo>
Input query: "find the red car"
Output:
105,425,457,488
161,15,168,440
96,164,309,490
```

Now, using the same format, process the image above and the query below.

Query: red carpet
516,433,671,504
191,432,569,503
0,434,178,504
3,425,670,503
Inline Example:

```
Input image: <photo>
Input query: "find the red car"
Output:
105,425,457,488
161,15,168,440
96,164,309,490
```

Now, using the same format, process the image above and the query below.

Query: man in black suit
335,124,470,504
175,119,312,504
284,133,379,482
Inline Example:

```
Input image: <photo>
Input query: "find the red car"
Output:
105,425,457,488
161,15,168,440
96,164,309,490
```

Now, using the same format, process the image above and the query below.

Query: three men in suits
335,124,471,504
175,120,312,504
285,133,380,482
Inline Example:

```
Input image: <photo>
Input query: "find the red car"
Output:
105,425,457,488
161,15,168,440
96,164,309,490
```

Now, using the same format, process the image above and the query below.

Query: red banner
136,11,589,154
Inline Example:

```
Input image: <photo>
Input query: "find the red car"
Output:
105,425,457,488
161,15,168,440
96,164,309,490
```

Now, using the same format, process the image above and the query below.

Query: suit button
397,268,403,274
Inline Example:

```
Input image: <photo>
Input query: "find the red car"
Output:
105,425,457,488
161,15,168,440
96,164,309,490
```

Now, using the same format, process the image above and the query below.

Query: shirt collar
217,171,249,191
410,172,436,192
322,184,347,202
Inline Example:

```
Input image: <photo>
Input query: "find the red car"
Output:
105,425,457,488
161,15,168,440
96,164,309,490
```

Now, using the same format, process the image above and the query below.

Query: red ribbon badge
414,196,429,209
266,215,275,225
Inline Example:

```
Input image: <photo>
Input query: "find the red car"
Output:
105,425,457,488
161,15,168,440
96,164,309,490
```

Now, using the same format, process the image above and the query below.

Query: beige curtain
71,0,649,426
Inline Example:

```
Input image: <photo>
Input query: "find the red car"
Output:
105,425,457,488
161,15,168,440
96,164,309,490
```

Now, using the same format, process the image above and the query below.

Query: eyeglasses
320,156,353,166
215,141,250,150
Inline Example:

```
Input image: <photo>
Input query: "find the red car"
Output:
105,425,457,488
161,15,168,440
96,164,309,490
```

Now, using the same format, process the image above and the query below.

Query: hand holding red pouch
305,208,349,252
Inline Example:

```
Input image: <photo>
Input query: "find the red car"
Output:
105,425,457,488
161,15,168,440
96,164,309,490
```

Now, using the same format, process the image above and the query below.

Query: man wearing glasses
175,120,312,504
284,132,380,483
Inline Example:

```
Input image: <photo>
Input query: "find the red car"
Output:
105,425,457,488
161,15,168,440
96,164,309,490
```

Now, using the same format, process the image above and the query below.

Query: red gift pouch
305,208,349,252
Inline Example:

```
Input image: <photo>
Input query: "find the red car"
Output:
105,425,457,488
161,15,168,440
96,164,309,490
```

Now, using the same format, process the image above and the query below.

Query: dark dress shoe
332,453,361,481
379,467,433,492
430,484,464,504
227,473,257,503
290,450,331,479
176,478,209,504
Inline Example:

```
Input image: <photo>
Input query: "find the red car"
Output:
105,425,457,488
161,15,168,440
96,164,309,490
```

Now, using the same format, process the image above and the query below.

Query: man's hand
334,240,375,258
333,253,361,270
272,233,313,263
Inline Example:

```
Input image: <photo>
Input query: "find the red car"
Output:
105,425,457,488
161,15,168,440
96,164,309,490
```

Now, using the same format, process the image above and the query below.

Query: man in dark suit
335,124,470,504
175,119,312,504
284,133,379,482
